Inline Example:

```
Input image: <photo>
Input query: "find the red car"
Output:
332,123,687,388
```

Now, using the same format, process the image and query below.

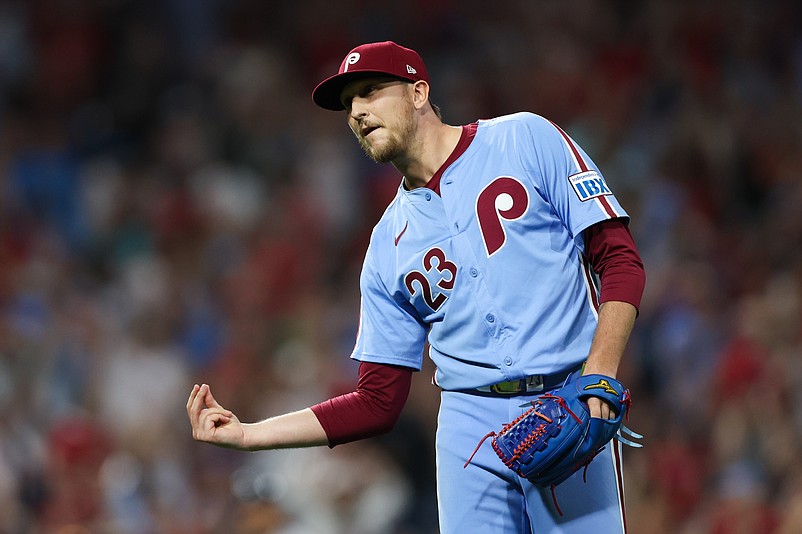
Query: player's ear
410,80,430,111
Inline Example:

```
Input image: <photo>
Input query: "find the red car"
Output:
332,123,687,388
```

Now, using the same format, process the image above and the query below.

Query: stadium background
0,0,800,532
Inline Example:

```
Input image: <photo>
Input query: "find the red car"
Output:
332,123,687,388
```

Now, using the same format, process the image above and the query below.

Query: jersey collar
425,122,478,196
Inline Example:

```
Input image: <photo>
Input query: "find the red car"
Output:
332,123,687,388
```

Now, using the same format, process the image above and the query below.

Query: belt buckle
485,375,546,395
489,380,521,395
525,375,544,392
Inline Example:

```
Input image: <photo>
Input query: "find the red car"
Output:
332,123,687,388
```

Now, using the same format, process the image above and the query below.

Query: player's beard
355,101,416,164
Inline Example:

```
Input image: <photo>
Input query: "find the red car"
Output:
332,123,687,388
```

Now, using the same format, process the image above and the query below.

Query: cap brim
312,71,413,111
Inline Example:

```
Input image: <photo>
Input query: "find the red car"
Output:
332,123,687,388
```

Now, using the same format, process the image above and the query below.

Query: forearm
192,363,412,452
583,300,637,378
582,219,644,379
241,408,329,451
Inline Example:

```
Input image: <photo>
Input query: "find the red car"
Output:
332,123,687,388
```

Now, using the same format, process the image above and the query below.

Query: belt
467,363,584,397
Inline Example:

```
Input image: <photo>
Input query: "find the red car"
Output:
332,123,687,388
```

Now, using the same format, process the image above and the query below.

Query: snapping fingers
187,384,243,447
187,384,213,424
194,406,232,440
187,384,202,418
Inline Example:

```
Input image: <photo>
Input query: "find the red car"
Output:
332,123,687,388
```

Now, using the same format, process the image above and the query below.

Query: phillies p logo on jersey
475,176,530,257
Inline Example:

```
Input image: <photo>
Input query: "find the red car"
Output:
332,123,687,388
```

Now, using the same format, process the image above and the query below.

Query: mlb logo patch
569,170,611,201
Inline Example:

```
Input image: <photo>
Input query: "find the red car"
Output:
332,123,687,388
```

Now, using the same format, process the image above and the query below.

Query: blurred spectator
0,0,801,531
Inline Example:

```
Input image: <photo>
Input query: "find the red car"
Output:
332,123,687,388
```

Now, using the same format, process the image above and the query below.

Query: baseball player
187,41,645,533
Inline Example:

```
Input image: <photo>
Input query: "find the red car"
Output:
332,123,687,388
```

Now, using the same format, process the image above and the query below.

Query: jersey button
486,314,495,323
504,357,513,366
469,268,478,277
425,192,432,201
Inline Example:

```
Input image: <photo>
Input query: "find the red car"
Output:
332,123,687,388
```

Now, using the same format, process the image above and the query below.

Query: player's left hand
467,374,638,489
587,396,615,419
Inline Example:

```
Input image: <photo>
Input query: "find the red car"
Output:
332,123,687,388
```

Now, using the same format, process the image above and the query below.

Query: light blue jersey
352,112,631,533
352,112,628,390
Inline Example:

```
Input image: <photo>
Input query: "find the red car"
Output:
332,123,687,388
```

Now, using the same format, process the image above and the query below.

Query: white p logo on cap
343,52,361,72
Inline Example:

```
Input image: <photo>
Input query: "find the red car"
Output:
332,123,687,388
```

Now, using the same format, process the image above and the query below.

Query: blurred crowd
0,0,801,532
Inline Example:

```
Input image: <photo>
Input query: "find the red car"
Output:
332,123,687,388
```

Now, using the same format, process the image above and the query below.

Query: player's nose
348,98,369,121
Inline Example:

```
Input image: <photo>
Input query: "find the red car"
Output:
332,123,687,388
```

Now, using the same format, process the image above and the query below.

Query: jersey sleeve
351,245,428,370
521,114,629,242
584,219,646,311
310,362,413,448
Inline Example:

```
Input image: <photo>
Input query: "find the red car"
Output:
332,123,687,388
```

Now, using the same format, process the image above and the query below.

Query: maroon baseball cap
312,41,429,111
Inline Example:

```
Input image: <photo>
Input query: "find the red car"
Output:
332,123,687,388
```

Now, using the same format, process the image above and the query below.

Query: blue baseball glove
465,374,642,490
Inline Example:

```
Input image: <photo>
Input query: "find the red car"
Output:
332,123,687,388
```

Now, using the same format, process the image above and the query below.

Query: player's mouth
361,125,380,138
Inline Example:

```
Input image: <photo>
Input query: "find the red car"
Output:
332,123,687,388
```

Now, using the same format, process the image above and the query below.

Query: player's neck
396,121,462,190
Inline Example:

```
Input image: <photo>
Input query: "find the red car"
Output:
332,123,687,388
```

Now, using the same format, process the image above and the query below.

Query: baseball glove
464,374,642,491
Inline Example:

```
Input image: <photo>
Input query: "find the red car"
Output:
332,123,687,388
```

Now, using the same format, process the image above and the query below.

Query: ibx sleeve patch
569,170,612,202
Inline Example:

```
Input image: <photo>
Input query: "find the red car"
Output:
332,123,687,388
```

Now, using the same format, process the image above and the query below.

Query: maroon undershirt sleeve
583,218,646,311
310,361,413,448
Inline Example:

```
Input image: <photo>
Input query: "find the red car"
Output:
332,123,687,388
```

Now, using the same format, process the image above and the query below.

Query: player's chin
362,143,396,164
371,151,396,164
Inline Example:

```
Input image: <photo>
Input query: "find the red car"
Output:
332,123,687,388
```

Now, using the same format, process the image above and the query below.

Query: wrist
581,361,618,378
240,423,262,451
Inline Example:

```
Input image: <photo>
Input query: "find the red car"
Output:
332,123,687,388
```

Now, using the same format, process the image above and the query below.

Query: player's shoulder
477,112,562,143
474,113,567,153
479,111,554,131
